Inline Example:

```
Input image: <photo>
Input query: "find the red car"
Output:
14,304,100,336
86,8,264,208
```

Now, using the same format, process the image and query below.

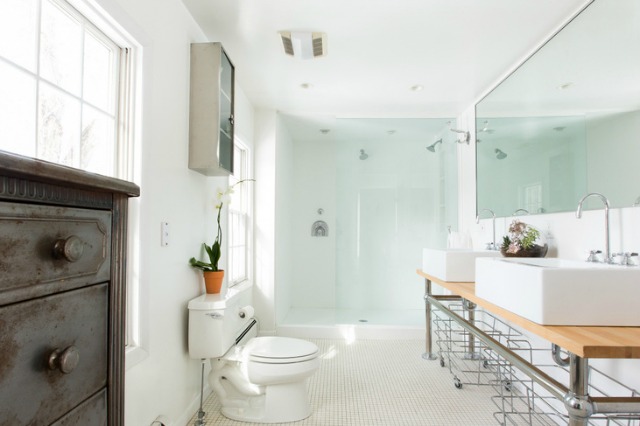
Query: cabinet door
218,49,234,174
189,42,234,176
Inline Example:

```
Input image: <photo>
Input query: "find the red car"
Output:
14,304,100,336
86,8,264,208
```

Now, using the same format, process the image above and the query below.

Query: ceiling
180,0,589,118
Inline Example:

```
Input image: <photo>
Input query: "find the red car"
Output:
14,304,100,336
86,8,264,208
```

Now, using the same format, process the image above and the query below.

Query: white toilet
188,283,320,423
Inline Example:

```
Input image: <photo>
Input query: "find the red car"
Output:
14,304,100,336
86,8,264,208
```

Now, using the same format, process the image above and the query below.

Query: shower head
359,149,369,160
495,148,507,160
426,139,443,153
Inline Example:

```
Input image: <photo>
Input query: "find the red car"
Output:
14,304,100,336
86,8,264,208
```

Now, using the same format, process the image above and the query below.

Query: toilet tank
188,282,254,359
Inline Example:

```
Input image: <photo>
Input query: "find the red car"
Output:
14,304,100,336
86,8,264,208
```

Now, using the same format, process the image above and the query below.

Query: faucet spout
576,192,611,263
476,208,497,250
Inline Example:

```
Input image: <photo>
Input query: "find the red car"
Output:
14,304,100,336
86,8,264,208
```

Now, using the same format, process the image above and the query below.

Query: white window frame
228,139,253,287
59,0,146,367
3,0,145,368
0,0,126,176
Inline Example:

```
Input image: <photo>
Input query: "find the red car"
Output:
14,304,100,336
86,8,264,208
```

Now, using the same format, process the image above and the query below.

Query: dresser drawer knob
53,236,84,262
48,346,80,374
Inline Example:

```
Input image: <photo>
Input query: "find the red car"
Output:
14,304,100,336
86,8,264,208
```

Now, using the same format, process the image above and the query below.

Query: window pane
0,62,37,156
40,0,82,95
0,0,38,71
38,82,81,167
82,105,114,175
84,31,115,112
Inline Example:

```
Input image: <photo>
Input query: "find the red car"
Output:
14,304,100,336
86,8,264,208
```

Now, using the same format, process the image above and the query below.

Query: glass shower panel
334,118,457,312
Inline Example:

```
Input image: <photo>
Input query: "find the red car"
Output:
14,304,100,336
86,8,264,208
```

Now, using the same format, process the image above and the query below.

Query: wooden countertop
417,269,640,359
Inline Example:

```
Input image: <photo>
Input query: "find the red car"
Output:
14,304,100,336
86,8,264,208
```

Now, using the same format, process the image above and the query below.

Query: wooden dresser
0,151,139,425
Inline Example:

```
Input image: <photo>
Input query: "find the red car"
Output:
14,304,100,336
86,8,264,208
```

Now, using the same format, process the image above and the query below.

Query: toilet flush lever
206,312,224,319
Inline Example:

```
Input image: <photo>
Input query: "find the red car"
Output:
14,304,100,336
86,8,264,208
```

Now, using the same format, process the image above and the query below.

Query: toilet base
221,379,312,423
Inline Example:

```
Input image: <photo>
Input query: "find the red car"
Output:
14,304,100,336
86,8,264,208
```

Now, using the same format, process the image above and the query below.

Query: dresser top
0,150,139,197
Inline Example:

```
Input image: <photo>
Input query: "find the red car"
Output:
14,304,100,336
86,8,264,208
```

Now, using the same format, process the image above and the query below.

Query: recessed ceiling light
320,129,330,134
410,85,423,92
558,82,573,90
300,83,313,89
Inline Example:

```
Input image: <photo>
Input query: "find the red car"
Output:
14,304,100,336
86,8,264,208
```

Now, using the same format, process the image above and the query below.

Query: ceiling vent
279,31,327,59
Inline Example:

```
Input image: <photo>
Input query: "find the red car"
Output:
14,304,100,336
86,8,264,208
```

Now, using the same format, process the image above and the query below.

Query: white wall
253,109,277,334
88,0,256,424
274,115,295,323
252,111,299,331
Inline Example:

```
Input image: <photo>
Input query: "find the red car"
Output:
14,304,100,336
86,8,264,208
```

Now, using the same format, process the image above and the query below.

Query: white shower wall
286,118,458,317
291,134,337,309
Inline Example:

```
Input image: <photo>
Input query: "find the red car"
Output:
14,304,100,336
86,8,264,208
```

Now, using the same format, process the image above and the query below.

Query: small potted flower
189,179,253,293
500,219,548,258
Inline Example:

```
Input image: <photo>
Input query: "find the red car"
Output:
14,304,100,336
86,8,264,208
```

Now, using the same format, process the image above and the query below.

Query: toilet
188,284,320,423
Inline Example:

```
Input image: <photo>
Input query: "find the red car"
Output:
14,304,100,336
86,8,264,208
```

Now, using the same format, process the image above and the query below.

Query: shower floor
279,308,426,340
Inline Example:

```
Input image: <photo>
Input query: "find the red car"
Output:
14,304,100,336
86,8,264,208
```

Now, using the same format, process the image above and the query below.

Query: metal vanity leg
564,354,592,426
422,278,438,360
463,299,480,359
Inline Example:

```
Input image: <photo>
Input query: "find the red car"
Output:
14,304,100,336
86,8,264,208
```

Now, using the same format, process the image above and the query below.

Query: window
228,142,252,286
0,0,129,178
1,0,144,363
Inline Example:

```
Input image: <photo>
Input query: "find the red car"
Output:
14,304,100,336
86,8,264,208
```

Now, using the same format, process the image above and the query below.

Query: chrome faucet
512,208,529,216
633,196,640,207
476,208,497,250
576,192,611,263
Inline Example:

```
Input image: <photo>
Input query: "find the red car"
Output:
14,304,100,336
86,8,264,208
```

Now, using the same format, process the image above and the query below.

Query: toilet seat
246,336,319,364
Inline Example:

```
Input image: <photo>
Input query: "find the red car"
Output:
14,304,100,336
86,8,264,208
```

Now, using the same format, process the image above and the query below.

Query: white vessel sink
475,257,640,326
422,248,501,282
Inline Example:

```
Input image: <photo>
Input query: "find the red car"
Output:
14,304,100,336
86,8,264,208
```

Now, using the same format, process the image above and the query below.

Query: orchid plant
501,219,541,254
189,179,253,272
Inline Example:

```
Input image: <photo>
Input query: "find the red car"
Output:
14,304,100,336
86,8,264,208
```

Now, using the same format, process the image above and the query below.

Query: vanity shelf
432,299,640,425
418,269,640,426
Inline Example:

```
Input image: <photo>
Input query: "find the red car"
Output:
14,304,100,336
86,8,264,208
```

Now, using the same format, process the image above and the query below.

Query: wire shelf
432,301,640,426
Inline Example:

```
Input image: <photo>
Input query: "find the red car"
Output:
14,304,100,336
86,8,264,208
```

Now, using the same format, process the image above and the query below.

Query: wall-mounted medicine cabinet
189,42,235,176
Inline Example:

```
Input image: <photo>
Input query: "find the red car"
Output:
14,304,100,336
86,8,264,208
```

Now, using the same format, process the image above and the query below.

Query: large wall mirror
476,0,640,217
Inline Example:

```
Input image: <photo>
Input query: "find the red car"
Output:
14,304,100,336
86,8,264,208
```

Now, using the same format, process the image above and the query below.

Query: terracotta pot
203,270,224,294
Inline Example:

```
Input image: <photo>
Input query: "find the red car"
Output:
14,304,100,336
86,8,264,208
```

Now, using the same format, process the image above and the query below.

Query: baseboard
175,384,213,426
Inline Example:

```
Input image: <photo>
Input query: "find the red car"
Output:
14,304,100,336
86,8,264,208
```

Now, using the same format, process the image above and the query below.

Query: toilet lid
247,337,319,364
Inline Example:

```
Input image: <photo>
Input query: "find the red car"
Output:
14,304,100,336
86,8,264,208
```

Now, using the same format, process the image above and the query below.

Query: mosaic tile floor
188,339,497,425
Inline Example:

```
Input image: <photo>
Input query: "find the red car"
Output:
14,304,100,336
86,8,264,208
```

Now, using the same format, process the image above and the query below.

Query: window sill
125,345,149,370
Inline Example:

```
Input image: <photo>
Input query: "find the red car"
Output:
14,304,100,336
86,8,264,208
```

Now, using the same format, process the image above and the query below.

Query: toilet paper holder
238,305,254,319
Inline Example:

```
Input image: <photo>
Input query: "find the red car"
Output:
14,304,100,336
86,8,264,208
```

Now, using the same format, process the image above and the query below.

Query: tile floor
188,339,498,425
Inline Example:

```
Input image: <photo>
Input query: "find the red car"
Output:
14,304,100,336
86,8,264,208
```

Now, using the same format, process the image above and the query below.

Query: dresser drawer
51,389,107,426
0,202,111,304
0,284,108,425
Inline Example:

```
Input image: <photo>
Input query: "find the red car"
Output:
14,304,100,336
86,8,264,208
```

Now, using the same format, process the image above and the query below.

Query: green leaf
501,235,511,251
204,242,221,271
189,257,214,271
521,227,540,249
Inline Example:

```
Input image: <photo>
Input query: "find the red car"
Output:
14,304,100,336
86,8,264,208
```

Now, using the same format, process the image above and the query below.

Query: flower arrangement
500,219,547,257
189,179,253,272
